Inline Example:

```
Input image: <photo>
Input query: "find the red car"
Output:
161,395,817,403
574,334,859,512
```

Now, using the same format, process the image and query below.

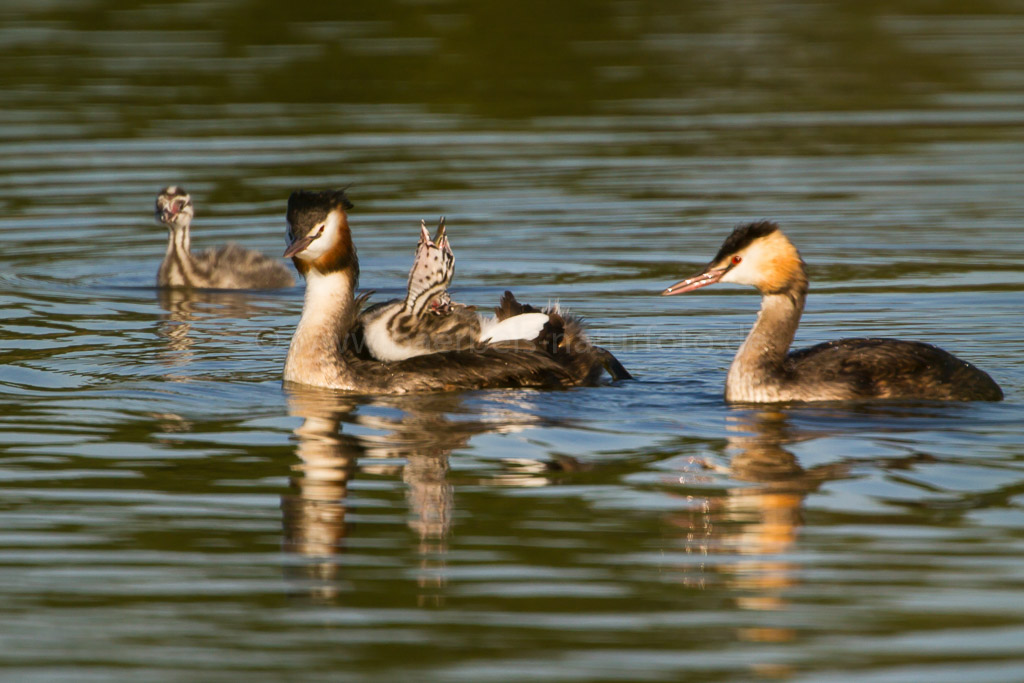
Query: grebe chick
359,218,556,361
359,218,468,360
155,186,294,289
662,221,1002,402
282,189,631,393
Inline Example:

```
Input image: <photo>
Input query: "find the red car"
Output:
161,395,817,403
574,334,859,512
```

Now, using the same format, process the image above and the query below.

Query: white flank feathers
478,312,549,344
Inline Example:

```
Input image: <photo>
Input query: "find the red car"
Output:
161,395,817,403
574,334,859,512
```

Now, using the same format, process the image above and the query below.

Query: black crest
711,220,779,264
286,189,353,236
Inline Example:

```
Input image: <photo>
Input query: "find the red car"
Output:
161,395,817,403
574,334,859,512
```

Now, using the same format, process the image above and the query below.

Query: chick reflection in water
281,386,545,605
156,288,277,367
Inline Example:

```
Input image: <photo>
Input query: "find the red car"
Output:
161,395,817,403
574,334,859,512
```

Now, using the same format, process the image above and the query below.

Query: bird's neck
159,224,205,287
403,279,447,318
726,280,807,402
169,223,191,254
284,266,359,389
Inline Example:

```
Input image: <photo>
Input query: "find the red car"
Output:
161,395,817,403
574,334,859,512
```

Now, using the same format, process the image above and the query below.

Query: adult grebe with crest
282,189,630,394
662,221,1002,402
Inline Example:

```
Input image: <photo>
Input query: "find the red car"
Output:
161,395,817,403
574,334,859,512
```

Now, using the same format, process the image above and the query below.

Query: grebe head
424,216,452,261
416,217,453,271
155,186,194,231
410,217,455,311
284,189,357,278
662,221,805,296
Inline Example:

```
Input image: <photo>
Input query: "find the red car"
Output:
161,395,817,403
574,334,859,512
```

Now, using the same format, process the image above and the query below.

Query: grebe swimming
662,221,1002,402
282,189,630,393
155,186,294,289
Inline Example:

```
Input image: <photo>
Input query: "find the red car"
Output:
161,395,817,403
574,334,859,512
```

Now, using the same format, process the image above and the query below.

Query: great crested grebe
282,189,631,393
359,218,558,361
155,186,294,289
662,221,1003,402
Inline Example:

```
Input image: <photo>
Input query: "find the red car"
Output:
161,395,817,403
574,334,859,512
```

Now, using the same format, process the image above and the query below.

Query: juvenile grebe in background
155,186,294,289
662,221,1003,402
359,218,555,361
282,189,631,393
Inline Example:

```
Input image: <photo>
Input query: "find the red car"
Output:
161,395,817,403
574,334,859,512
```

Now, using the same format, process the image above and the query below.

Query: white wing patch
479,312,549,344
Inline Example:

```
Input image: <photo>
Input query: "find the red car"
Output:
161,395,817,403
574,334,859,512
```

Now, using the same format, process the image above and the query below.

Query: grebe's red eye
731,255,742,265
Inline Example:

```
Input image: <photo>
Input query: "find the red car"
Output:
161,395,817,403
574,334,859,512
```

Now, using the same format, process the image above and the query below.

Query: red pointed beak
662,267,726,295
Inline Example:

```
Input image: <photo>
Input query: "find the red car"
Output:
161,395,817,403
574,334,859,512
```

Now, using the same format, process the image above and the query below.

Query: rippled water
2,1,1024,681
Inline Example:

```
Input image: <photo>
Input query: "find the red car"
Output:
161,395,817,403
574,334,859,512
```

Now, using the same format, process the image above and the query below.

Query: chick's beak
662,266,726,296
434,218,452,257
158,204,178,223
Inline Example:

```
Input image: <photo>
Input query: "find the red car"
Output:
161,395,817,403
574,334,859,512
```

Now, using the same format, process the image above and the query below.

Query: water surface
2,1,1024,681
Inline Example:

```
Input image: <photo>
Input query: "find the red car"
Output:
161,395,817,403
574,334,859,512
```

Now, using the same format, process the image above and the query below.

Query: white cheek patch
719,242,765,286
296,213,340,261
719,259,751,284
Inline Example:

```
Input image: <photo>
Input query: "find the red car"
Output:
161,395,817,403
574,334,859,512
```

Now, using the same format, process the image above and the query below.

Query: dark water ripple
2,1,1024,681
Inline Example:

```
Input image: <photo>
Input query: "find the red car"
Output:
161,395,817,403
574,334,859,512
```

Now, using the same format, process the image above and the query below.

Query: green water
2,1,1024,681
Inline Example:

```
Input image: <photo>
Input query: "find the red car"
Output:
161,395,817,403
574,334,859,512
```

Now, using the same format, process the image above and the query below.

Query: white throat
303,269,353,320
284,269,356,386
